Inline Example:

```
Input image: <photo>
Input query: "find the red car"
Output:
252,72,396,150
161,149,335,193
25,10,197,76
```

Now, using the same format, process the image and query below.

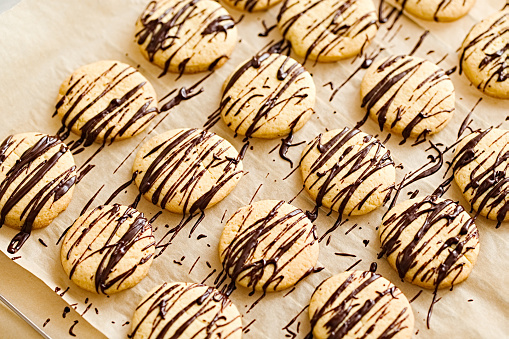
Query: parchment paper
0,0,508,338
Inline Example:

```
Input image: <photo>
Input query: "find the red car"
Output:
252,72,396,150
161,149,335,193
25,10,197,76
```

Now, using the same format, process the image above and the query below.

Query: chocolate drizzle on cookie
221,52,314,138
0,134,76,253
450,128,509,227
65,204,154,294
136,128,243,214
379,195,479,328
216,201,318,300
56,62,158,151
135,128,243,255
130,282,242,338
135,0,236,77
459,12,509,92
379,195,478,287
306,271,412,339
359,54,454,144
302,127,394,219
277,0,378,63
379,0,473,22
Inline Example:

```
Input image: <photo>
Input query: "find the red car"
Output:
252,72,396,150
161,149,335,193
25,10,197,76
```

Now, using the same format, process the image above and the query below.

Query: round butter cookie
379,195,480,289
56,60,158,145
133,128,243,214
61,204,155,294
221,53,315,139
131,282,242,339
0,132,76,253
309,271,414,339
277,0,378,62
460,11,509,99
452,128,509,225
135,0,238,75
219,200,319,292
387,0,476,22
360,54,455,142
300,127,395,216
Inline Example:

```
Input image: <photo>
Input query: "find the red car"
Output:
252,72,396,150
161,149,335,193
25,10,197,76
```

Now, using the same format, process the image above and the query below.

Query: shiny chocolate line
0,135,76,253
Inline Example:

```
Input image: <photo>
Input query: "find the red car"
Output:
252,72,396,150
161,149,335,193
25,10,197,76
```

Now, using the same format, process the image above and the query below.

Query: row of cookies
0,0,506,338
134,0,509,100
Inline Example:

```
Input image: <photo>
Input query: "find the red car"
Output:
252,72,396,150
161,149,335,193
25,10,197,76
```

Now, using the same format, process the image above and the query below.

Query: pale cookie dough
361,54,455,143
379,195,480,289
131,282,242,339
135,0,238,75
61,204,155,294
460,11,509,99
452,128,509,226
0,133,76,253
386,0,476,22
218,200,319,292
221,53,315,139
223,0,281,11
309,271,414,339
56,60,158,146
277,0,378,62
300,127,395,216
133,128,243,214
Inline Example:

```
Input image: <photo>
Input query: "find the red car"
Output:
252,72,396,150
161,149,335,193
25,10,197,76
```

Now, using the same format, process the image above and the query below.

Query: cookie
385,0,476,22
379,195,480,289
300,127,395,216
56,60,158,146
223,0,281,12
61,204,155,294
131,282,242,339
360,54,455,142
452,128,509,226
309,271,414,339
460,11,509,99
133,128,243,214
0,133,76,254
135,0,238,75
277,0,378,62
218,200,319,292
221,53,315,139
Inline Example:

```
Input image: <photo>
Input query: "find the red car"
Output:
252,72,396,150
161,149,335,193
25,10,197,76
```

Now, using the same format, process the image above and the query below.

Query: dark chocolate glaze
56,62,158,149
380,0,471,22
227,0,275,12
135,0,236,77
215,200,318,298
137,128,243,214
69,320,78,337
302,127,394,219
457,98,482,139
379,195,478,287
259,20,277,37
387,141,444,212
65,204,154,294
220,52,313,139
279,117,306,168
328,48,383,102
130,282,242,338
277,0,378,63
0,134,76,253
359,54,454,144
459,12,509,92
135,129,243,256
306,271,412,339
450,128,509,227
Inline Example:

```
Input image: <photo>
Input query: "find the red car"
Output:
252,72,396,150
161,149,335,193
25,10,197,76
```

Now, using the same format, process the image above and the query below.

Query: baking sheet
0,0,508,337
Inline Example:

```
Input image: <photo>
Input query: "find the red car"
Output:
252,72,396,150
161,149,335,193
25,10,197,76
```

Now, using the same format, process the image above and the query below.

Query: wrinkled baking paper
0,0,508,338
